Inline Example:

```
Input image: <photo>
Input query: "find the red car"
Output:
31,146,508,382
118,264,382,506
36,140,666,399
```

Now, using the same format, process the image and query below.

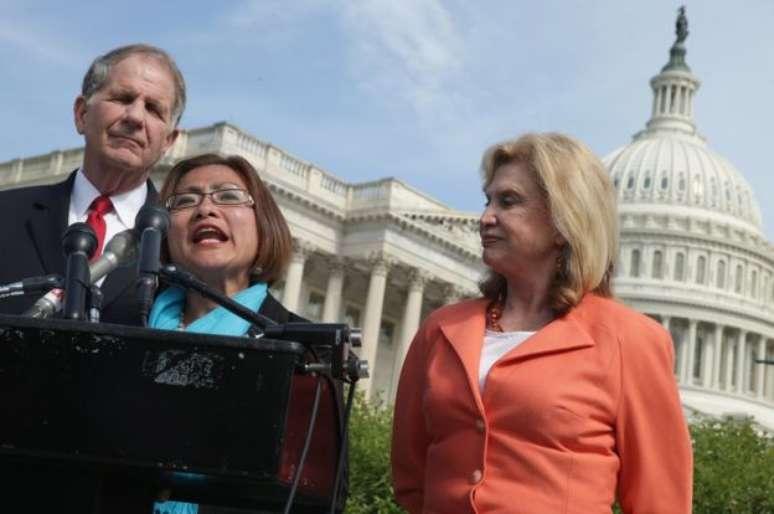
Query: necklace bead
486,300,504,332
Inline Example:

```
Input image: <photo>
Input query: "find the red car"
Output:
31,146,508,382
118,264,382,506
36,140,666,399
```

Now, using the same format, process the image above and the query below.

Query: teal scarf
148,282,268,335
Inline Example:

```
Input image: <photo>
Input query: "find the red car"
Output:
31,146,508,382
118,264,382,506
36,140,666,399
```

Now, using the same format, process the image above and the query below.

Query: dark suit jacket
0,170,158,325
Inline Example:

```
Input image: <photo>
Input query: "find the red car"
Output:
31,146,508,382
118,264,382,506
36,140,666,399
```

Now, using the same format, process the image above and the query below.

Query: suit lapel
26,174,74,276
438,297,597,395
496,312,595,366
100,180,160,309
439,299,489,409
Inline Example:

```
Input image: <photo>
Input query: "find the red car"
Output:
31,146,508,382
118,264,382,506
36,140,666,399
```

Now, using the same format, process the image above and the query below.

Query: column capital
322,254,349,275
408,268,431,291
440,283,469,304
291,238,316,261
367,251,396,275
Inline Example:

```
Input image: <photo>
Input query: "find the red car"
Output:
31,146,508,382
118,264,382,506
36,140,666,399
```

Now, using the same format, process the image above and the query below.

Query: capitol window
751,270,758,299
303,290,325,321
716,260,726,289
735,264,744,294
674,253,685,281
696,256,706,284
344,305,361,328
652,250,663,279
630,249,641,278
660,176,668,190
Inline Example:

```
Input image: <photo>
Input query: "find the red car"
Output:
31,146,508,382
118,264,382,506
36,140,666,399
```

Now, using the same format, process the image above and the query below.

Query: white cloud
338,0,464,116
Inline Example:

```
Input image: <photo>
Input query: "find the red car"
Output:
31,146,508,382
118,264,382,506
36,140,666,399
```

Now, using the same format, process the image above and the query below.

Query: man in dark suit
0,44,186,325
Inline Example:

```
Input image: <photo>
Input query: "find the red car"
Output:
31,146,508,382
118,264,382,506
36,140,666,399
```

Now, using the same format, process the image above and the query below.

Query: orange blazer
391,294,692,514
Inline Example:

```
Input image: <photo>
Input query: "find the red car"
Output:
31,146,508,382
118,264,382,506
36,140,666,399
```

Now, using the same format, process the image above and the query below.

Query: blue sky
2,1,774,238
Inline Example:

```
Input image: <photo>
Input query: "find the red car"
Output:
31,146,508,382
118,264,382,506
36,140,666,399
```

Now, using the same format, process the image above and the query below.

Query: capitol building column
766,341,774,401
282,241,312,312
701,324,715,389
755,338,767,399
321,259,346,322
723,337,735,392
661,316,676,375
677,325,689,383
360,255,392,398
711,324,724,390
685,319,698,385
735,330,748,394
390,269,428,401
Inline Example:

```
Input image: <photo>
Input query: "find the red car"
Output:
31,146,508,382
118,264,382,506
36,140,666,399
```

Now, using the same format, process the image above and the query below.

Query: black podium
0,314,343,513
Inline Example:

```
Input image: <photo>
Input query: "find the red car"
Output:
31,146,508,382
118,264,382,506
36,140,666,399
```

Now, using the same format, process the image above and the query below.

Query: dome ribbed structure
603,7,762,236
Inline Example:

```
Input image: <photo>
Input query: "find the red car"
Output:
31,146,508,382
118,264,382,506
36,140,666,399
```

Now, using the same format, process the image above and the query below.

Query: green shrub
345,391,405,513
346,395,774,513
691,416,774,513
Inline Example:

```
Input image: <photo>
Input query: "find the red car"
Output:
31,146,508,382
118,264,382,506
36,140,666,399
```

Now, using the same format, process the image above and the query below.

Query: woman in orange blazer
391,133,692,514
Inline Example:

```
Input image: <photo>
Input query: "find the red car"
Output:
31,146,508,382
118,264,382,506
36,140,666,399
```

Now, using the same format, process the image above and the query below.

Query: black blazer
0,171,158,325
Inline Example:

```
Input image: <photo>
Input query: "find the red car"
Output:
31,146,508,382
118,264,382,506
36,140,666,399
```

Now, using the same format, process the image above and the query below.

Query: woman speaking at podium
149,153,301,514
391,134,693,514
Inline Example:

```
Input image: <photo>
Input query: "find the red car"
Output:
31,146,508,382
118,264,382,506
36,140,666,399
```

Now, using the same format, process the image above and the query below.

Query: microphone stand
158,265,277,328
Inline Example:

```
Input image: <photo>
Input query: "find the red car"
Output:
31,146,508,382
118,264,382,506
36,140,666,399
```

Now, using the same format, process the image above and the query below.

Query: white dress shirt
68,168,148,284
479,330,535,392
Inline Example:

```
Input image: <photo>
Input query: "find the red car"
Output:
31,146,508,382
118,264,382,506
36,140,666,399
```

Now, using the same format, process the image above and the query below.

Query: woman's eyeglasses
165,188,255,211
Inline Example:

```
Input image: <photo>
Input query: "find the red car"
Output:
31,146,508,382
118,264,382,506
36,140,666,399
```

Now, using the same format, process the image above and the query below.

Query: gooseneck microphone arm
61,222,98,321
0,275,62,300
158,265,368,382
135,206,171,327
158,265,278,328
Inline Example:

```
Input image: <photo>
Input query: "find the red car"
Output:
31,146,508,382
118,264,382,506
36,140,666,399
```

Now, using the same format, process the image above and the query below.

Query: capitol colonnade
615,224,774,404
273,240,474,398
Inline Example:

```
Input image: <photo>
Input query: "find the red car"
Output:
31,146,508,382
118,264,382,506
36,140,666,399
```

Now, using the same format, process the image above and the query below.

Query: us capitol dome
603,8,774,429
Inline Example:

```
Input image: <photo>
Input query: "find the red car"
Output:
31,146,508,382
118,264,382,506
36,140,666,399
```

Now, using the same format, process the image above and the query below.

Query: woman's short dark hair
159,153,292,284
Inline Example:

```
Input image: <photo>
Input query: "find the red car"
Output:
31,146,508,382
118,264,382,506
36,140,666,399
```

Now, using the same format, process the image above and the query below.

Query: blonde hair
479,133,618,313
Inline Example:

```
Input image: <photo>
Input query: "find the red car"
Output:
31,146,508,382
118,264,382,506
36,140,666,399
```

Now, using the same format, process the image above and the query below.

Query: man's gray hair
81,44,186,126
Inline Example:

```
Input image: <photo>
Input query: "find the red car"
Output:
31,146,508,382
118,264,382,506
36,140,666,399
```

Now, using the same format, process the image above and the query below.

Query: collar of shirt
69,168,148,229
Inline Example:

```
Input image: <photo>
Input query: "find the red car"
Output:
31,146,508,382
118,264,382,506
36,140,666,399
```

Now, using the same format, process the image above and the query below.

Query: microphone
61,222,98,320
0,275,62,299
23,228,140,319
135,205,170,326
90,228,140,282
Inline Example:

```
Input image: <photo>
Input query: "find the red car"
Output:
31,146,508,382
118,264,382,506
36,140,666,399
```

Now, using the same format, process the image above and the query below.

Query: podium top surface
0,313,307,355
